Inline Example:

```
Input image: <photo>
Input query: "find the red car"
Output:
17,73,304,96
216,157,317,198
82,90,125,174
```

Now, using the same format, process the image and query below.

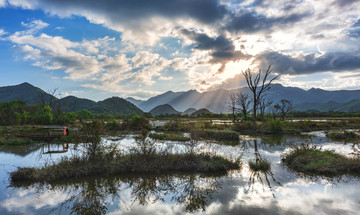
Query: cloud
0,28,7,37
0,0,6,7
255,50,360,75
6,0,229,46
181,29,252,74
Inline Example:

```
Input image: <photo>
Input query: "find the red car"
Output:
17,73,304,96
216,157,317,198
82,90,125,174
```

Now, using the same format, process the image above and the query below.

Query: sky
0,0,359,101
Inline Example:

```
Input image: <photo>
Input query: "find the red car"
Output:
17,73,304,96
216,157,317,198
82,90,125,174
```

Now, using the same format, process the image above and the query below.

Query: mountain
295,99,360,112
191,108,213,115
58,96,96,112
125,97,144,106
0,82,56,105
87,97,143,114
149,104,179,115
136,84,360,113
0,83,143,115
183,108,197,114
138,91,186,112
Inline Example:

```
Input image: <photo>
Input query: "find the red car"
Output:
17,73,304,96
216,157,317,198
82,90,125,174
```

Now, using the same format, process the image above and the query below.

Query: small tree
237,93,250,121
242,65,278,123
274,99,292,120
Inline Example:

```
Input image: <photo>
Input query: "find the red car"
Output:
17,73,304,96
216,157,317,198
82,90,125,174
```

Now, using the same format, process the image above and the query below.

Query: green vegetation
266,119,284,133
0,136,36,145
149,132,190,141
10,153,239,183
326,130,359,140
249,159,271,172
282,144,360,176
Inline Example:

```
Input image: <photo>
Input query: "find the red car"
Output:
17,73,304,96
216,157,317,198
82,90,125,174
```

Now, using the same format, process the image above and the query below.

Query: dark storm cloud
255,51,360,74
181,29,252,73
30,0,311,36
35,0,228,24
226,11,312,33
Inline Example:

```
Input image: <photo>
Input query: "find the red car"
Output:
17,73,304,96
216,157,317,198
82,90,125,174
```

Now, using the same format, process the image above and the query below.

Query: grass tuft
282,144,360,176
249,159,271,172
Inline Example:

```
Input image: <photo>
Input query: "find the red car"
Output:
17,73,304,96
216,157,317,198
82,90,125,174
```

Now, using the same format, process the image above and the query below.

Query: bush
123,114,151,130
267,119,284,133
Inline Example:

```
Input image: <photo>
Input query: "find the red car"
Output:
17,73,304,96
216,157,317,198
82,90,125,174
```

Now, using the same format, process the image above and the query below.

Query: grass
196,129,240,141
282,144,360,176
326,130,359,140
10,153,240,183
149,132,191,141
0,136,37,145
249,159,271,172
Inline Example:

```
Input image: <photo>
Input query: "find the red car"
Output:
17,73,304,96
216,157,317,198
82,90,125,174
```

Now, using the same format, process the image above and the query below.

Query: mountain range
0,82,143,115
1,82,360,113
127,84,360,113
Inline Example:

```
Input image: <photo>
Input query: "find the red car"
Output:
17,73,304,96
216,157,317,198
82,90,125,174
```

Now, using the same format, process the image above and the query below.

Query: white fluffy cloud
2,0,360,96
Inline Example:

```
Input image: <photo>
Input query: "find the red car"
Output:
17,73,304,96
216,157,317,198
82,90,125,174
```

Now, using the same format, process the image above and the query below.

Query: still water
0,132,359,215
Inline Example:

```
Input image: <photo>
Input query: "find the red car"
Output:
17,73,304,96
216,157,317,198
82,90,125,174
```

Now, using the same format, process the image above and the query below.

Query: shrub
124,114,151,130
267,119,284,133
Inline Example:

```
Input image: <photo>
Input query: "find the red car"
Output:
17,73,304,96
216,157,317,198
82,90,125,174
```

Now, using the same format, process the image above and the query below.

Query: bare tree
237,93,250,121
47,88,59,110
227,93,238,122
242,65,278,123
274,99,292,120
258,97,273,120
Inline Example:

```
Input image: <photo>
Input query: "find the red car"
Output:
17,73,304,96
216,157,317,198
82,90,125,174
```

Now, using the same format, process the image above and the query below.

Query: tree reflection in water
13,173,222,214
241,139,281,198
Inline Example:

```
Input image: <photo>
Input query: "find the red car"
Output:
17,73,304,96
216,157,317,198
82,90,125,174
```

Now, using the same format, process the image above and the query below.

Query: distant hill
87,97,143,114
149,104,179,116
183,108,197,114
0,82,56,105
191,108,213,115
58,96,96,112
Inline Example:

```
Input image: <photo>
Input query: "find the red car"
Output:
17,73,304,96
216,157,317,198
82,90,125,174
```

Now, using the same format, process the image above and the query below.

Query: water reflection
11,173,222,214
2,132,360,215
241,139,281,198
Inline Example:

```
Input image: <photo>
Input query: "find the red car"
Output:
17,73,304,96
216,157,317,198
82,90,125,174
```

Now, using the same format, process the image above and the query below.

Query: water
0,133,359,214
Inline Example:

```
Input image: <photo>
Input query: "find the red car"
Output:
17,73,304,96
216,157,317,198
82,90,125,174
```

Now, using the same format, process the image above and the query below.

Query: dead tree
258,97,273,120
242,65,278,123
237,93,250,121
227,93,238,122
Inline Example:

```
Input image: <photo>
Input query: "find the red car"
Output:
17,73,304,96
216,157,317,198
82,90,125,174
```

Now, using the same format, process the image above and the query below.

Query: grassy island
11,153,240,183
282,144,360,176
